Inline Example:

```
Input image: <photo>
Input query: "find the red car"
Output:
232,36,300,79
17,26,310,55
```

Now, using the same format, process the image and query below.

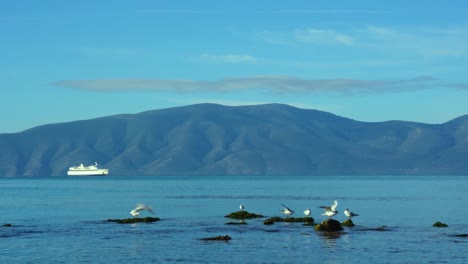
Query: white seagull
280,204,294,217
344,208,359,219
129,204,154,217
304,208,311,217
240,204,245,211
320,200,338,218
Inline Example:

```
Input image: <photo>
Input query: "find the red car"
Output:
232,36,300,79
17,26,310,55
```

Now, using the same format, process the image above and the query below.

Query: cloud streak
78,47,142,56
137,10,394,15
262,24,468,58
198,53,257,63
52,76,463,95
294,29,354,45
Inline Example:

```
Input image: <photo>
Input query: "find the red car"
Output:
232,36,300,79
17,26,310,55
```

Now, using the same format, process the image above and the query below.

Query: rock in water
225,221,248,225
106,217,160,224
342,219,355,226
432,221,448,227
224,211,264,220
315,219,343,232
262,217,314,225
201,235,232,241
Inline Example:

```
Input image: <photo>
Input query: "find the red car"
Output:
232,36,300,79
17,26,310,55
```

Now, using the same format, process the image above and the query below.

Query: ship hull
67,169,109,176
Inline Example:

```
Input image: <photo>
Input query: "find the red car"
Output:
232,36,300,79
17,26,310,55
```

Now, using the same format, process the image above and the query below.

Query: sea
1,175,467,264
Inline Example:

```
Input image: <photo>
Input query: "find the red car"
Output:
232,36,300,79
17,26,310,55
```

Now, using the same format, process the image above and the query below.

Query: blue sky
2,0,468,133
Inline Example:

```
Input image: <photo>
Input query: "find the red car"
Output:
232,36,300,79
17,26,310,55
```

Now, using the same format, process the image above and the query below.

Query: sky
2,0,468,133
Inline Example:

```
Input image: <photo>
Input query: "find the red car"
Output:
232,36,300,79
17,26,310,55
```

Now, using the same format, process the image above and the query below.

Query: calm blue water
1,176,467,263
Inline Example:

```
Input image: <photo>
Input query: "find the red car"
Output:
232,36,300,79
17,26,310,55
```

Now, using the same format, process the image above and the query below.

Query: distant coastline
1,103,467,177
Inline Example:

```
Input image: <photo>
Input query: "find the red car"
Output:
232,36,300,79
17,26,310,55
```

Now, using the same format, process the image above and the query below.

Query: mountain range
1,103,467,176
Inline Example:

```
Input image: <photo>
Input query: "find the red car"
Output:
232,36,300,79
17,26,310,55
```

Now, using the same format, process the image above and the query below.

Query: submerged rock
225,221,248,225
314,219,343,232
360,226,391,232
225,211,264,220
2,223,12,227
342,219,355,227
200,235,231,241
263,217,314,225
318,231,346,238
433,221,448,227
106,217,160,224
453,234,468,237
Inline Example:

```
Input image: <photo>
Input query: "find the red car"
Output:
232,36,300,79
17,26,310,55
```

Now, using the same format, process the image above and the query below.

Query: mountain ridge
1,103,467,176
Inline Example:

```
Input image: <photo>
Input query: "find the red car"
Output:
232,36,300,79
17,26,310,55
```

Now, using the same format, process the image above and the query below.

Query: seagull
304,208,311,217
280,204,294,217
344,208,359,219
240,204,245,211
129,204,154,218
320,200,338,218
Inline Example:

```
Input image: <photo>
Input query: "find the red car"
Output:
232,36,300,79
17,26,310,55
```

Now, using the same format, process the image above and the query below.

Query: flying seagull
129,204,154,217
280,204,294,217
344,208,359,219
320,200,338,218
304,208,311,217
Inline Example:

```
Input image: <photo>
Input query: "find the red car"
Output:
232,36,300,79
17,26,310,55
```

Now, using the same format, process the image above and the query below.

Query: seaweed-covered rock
342,219,355,227
432,221,448,227
263,217,314,225
314,219,343,232
201,235,231,241
263,217,283,224
225,211,264,220
107,217,160,224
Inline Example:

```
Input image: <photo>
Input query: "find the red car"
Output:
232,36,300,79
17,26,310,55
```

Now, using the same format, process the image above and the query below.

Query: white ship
67,162,109,176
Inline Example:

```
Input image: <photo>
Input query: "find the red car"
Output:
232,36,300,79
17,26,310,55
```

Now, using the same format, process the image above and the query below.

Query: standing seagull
320,200,338,219
344,208,359,219
280,204,294,217
240,204,245,211
304,208,311,217
129,204,154,218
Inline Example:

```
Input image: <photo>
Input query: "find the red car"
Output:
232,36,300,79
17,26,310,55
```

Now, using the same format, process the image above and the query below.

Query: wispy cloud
52,76,462,95
198,53,257,63
366,26,402,38
136,10,393,15
451,83,468,89
362,25,468,57
263,24,468,58
0,15,56,22
79,47,142,56
294,29,354,45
